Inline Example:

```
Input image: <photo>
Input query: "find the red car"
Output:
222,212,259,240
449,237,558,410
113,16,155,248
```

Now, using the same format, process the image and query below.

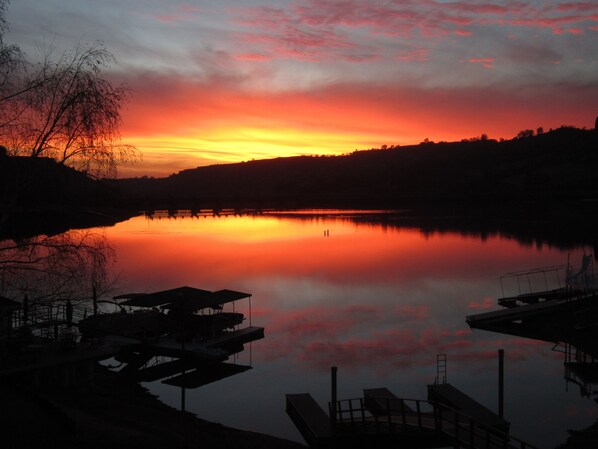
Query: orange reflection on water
109,213,554,288
104,213,595,448
105,213,573,371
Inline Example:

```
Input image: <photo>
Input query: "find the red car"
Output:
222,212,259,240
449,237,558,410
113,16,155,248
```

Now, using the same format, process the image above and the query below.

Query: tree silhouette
0,2,137,178
516,129,534,139
1,43,137,177
0,0,25,105
0,229,115,303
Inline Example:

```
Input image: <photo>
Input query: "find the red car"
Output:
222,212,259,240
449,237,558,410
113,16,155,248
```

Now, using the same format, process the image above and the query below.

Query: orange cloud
117,71,598,177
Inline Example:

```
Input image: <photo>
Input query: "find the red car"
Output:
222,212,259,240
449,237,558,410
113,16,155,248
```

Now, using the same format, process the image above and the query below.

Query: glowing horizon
5,1,598,178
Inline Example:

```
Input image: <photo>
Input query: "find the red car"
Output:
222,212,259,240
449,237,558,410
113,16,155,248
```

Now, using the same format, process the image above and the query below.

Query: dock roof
114,286,251,311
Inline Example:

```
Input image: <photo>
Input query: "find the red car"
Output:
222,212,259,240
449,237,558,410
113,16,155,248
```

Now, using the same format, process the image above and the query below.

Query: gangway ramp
286,393,332,449
427,383,510,433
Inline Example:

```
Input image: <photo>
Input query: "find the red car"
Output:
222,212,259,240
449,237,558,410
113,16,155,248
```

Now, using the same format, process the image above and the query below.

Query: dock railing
329,396,538,449
10,300,90,343
499,265,565,299
497,256,598,308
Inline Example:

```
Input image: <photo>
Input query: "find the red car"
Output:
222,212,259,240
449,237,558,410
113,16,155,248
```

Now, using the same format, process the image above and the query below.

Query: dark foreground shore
2,365,306,449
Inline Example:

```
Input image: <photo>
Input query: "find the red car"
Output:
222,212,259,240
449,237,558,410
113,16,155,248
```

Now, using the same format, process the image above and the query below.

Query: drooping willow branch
0,229,116,303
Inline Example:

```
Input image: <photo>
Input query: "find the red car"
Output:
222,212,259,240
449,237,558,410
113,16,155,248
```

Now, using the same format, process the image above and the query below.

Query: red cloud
233,53,271,62
558,2,598,13
395,48,429,62
467,57,495,68
230,0,598,60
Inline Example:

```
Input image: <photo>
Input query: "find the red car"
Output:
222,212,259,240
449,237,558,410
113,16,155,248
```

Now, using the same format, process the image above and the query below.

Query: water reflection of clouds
467,297,496,310
254,292,553,372
104,214,596,446
108,215,574,374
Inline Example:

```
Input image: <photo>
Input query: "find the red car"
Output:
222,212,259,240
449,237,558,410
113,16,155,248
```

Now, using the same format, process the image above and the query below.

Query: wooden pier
467,289,598,345
467,283,598,398
286,385,537,449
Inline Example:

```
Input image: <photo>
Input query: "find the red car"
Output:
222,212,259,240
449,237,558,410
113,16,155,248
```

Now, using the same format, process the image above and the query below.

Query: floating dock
467,256,598,396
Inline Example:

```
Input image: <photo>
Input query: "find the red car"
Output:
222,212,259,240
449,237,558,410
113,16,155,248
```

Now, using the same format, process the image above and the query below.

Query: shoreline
2,364,307,449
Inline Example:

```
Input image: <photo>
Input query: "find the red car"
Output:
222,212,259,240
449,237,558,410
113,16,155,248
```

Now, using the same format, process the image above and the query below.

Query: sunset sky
5,1,598,177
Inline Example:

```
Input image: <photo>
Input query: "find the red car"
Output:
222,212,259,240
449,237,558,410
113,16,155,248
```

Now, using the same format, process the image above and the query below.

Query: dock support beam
498,349,504,418
331,366,337,433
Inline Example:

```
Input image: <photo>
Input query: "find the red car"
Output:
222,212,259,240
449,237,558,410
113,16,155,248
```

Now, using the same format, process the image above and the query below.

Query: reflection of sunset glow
102,213,593,446
106,213,575,369
109,213,574,290
116,213,335,242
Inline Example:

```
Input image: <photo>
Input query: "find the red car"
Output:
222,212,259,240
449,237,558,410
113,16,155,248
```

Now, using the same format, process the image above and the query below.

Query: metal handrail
330,396,538,449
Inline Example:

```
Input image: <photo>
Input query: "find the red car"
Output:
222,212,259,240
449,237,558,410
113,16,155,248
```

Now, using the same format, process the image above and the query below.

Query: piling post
331,366,338,433
498,349,504,418
92,286,98,316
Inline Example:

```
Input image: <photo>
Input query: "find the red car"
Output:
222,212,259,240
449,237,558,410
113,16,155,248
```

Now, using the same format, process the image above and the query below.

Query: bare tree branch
0,229,116,302
1,36,139,177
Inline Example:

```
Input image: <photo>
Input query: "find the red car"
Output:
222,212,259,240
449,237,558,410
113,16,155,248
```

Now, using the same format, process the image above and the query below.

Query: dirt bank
1,365,306,449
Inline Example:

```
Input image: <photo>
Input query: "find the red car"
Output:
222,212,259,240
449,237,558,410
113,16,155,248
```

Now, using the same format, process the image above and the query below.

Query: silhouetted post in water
181,317,186,413
498,349,504,418
92,286,98,316
330,366,338,433
66,299,73,328
22,295,29,324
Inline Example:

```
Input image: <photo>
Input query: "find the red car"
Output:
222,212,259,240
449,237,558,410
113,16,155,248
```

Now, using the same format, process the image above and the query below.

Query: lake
102,209,597,448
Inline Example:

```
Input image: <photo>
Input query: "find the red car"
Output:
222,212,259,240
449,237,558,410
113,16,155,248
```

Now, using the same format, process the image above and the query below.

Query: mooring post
92,286,98,316
181,338,186,413
498,349,504,418
331,366,338,433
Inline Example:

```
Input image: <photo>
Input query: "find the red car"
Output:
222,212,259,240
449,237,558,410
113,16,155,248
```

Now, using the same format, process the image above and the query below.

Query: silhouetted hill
114,126,598,209
0,155,132,238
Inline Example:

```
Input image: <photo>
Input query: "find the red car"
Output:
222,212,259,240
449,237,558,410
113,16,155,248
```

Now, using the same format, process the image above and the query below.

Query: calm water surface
103,211,597,448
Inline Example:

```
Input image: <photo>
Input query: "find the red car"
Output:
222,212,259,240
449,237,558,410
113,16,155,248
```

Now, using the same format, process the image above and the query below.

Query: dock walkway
428,383,510,433
363,387,414,416
286,386,537,449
